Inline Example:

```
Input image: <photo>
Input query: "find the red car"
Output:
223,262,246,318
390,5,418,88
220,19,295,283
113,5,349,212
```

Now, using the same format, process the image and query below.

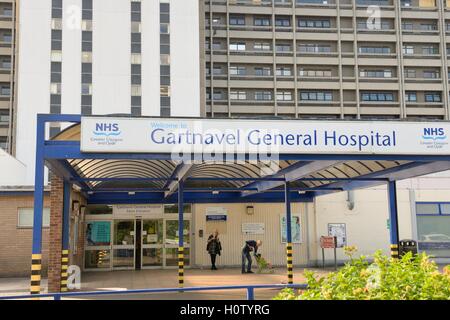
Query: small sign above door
113,205,163,216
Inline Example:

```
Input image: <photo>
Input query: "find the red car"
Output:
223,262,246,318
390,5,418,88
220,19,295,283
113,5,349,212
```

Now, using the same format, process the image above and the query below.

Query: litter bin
399,239,418,257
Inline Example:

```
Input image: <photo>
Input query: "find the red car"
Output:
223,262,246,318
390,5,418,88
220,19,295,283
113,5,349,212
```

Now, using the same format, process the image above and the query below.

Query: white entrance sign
113,205,162,216
242,223,265,235
81,117,450,155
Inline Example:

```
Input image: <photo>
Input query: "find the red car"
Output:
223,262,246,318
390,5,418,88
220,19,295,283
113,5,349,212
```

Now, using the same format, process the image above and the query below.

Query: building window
424,92,442,102
255,91,272,101
359,69,392,78
423,70,440,79
230,66,246,76
300,91,333,101
299,69,332,77
422,46,438,55
230,42,246,51
255,67,272,76
0,113,10,125
0,85,11,96
299,44,331,53
359,46,391,54
18,208,51,228
277,91,292,101
230,91,247,100
229,15,245,26
276,67,292,76
298,19,331,28
416,202,450,258
254,17,271,26
361,92,394,102
404,69,416,78
403,45,414,55
275,17,291,27
276,44,291,52
405,91,417,102
253,42,271,51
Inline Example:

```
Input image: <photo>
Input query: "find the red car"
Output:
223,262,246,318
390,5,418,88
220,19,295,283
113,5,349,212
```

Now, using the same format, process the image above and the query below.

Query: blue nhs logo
93,123,121,137
422,128,446,141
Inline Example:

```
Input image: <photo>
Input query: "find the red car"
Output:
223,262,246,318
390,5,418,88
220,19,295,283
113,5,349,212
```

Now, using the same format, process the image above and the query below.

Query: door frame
140,218,192,269
141,218,164,269
112,219,136,270
83,209,193,271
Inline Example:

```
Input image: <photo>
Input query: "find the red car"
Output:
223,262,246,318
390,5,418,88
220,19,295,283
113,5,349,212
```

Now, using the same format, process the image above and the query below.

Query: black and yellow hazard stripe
286,243,293,284
178,247,184,288
391,244,399,259
30,254,42,295
60,250,69,292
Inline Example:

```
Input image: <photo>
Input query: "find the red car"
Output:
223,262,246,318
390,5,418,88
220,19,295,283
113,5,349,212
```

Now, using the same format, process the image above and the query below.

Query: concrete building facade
15,0,201,185
0,0,17,154
202,0,450,119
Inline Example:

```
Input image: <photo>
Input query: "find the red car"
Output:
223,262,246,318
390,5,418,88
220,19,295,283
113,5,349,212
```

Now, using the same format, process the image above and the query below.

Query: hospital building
0,0,450,294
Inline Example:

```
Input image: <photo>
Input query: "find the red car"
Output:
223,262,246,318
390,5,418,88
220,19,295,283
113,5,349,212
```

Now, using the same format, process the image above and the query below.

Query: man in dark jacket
241,240,262,274
206,230,222,270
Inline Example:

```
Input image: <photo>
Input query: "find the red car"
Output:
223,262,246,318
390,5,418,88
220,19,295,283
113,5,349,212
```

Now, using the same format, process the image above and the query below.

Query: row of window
208,65,448,80
206,91,446,103
50,0,63,137
131,0,142,116
228,16,334,28
209,91,333,102
207,0,443,9
208,42,441,55
160,1,171,117
81,0,93,116
216,16,450,32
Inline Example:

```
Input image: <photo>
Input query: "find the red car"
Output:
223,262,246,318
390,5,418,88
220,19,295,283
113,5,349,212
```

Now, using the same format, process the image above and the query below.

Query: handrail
0,284,307,301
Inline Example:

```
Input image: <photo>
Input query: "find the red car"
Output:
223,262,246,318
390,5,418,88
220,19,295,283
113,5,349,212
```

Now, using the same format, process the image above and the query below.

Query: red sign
320,236,337,249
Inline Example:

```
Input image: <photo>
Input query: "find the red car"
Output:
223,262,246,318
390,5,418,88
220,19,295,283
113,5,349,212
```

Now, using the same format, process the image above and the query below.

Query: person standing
206,230,222,270
241,240,262,274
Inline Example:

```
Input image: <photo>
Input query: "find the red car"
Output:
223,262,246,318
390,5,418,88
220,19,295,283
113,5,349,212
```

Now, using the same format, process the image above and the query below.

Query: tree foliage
274,251,450,300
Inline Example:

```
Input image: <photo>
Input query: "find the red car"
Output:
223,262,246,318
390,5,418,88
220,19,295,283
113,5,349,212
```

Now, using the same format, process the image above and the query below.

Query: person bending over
241,240,262,274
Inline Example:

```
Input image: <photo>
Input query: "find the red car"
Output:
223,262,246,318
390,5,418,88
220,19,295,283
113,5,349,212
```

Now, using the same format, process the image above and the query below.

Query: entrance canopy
29,113,450,294
40,114,450,204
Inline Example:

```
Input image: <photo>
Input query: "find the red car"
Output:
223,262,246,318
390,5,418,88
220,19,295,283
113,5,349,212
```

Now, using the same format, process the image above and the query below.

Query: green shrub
274,251,450,300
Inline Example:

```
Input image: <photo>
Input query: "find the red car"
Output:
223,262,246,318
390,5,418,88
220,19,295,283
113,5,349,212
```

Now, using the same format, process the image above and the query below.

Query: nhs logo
422,128,446,141
93,123,122,137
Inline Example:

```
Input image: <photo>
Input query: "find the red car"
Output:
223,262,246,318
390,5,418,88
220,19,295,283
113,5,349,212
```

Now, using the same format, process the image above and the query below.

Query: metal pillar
285,182,293,284
30,118,45,295
388,181,400,259
178,182,185,288
60,181,71,292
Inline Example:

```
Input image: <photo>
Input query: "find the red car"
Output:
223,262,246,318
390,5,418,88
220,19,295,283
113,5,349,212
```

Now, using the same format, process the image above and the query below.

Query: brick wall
48,175,64,292
0,194,50,277
0,184,87,288
69,190,87,269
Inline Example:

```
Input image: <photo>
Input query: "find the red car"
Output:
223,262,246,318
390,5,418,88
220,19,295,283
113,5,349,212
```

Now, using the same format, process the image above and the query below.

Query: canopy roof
43,114,450,204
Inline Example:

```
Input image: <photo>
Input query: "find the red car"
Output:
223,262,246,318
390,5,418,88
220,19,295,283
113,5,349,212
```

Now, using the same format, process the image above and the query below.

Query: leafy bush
274,251,450,300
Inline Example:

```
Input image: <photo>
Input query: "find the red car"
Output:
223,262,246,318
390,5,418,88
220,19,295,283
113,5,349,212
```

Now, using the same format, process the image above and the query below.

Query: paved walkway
0,267,332,300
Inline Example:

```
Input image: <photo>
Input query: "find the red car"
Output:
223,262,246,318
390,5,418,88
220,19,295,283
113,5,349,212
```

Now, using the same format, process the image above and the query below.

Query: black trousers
210,254,217,268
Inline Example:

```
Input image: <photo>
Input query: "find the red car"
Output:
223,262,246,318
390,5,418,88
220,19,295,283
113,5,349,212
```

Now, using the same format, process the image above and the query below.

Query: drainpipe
347,191,355,211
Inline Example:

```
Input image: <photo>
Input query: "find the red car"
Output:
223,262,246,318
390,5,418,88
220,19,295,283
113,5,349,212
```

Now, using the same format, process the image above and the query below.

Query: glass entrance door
112,220,135,270
164,220,190,268
141,219,163,268
140,219,190,268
